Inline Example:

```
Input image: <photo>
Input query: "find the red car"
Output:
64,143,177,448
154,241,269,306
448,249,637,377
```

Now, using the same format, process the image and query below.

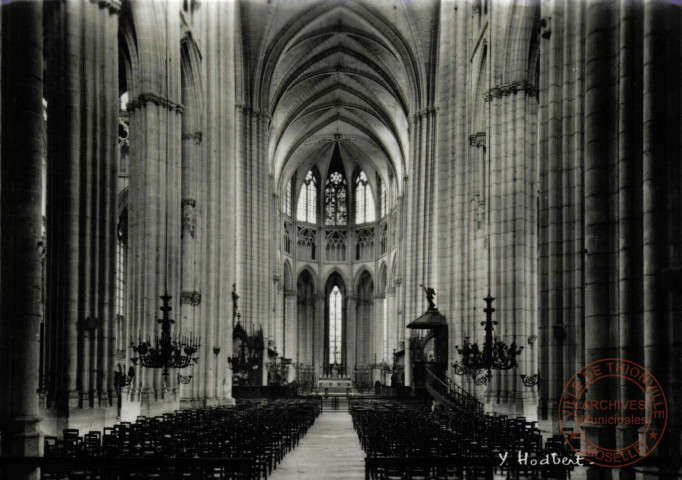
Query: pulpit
407,286,448,388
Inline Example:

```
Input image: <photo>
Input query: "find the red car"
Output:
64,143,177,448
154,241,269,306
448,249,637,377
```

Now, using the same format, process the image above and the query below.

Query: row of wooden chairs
351,399,580,480
42,399,321,480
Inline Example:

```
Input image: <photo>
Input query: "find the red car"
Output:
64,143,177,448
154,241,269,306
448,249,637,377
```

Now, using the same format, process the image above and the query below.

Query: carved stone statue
420,284,436,310
181,199,196,238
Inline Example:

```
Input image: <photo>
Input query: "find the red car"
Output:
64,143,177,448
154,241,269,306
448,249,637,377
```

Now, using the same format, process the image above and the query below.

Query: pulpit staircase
424,367,483,414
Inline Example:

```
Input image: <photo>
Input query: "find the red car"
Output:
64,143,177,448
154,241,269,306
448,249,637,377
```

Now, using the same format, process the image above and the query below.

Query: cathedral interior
1,0,681,478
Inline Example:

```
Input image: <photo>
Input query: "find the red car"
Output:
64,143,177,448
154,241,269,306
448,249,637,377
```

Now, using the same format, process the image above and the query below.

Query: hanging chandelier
452,294,524,385
131,293,200,382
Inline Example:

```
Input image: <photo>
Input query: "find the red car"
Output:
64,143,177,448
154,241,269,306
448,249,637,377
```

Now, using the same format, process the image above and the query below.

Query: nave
0,392,587,480
1,1,682,478
268,412,365,480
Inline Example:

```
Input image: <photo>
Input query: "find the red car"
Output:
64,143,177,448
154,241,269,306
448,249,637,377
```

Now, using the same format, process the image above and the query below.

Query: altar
317,377,352,393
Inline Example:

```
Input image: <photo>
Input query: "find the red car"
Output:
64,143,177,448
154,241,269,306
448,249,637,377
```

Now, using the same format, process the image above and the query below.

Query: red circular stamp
558,358,668,468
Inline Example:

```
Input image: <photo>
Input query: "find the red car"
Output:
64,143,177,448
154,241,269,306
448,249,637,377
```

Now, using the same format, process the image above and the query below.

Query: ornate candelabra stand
452,295,524,385
130,293,200,383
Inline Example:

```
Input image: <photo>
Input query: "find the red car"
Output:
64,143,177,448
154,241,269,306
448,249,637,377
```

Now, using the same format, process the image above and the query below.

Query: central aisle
269,412,365,480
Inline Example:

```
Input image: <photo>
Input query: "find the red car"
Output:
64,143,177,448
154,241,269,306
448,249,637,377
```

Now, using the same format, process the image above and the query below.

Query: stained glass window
296,171,317,223
355,171,375,224
329,286,342,365
325,170,347,225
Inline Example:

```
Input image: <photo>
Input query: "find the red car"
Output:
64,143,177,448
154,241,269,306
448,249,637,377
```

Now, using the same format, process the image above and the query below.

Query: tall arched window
297,170,317,223
325,170,348,225
355,171,375,224
284,177,292,217
329,285,342,365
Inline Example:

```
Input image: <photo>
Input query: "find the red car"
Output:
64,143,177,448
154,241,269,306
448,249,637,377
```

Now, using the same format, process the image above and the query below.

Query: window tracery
325,230,347,262
297,226,317,260
325,170,347,226
297,171,317,223
354,171,375,224
355,227,375,260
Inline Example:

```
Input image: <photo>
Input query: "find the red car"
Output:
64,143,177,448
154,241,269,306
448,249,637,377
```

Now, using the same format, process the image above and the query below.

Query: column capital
484,80,538,102
469,132,486,148
180,291,202,306
128,92,184,114
92,0,122,13
182,131,202,144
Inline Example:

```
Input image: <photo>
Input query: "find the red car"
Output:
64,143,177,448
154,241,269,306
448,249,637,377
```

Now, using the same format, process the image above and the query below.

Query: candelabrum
452,295,524,384
130,293,200,383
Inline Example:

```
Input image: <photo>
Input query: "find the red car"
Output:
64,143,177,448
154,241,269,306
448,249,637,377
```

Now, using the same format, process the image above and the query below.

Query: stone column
193,0,238,408
583,0,616,465
297,298,307,365
374,294,386,364
314,293,325,381
179,66,201,406
126,0,183,416
346,294,358,379
44,0,120,419
642,0,670,458
284,290,297,382
615,0,642,465
0,0,44,469
386,288,397,362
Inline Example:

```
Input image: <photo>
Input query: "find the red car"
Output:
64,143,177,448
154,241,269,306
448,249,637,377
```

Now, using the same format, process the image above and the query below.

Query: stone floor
269,411,366,480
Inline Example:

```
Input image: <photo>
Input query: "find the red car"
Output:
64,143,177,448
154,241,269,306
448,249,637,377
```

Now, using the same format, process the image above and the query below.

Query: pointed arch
296,266,319,292
324,144,348,226
355,269,375,366
353,168,376,224
181,34,205,135
473,42,488,133
502,1,541,83
378,262,388,294
296,169,319,224
283,261,294,291
323,268,350,293
119,1,140,98
354,267,375,294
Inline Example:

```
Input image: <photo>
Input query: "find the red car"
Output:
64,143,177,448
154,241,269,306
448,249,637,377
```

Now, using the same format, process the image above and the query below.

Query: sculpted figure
420,284,436,310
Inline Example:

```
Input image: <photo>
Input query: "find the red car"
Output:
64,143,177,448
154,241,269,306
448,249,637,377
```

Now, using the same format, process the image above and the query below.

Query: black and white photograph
0,0,680,478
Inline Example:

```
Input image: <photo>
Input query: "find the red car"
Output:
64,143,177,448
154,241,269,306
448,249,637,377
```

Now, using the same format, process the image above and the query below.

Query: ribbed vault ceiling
248,0,435,193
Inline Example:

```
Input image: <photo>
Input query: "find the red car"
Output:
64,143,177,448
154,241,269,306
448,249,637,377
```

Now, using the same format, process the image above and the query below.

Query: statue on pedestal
420,284,437,311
